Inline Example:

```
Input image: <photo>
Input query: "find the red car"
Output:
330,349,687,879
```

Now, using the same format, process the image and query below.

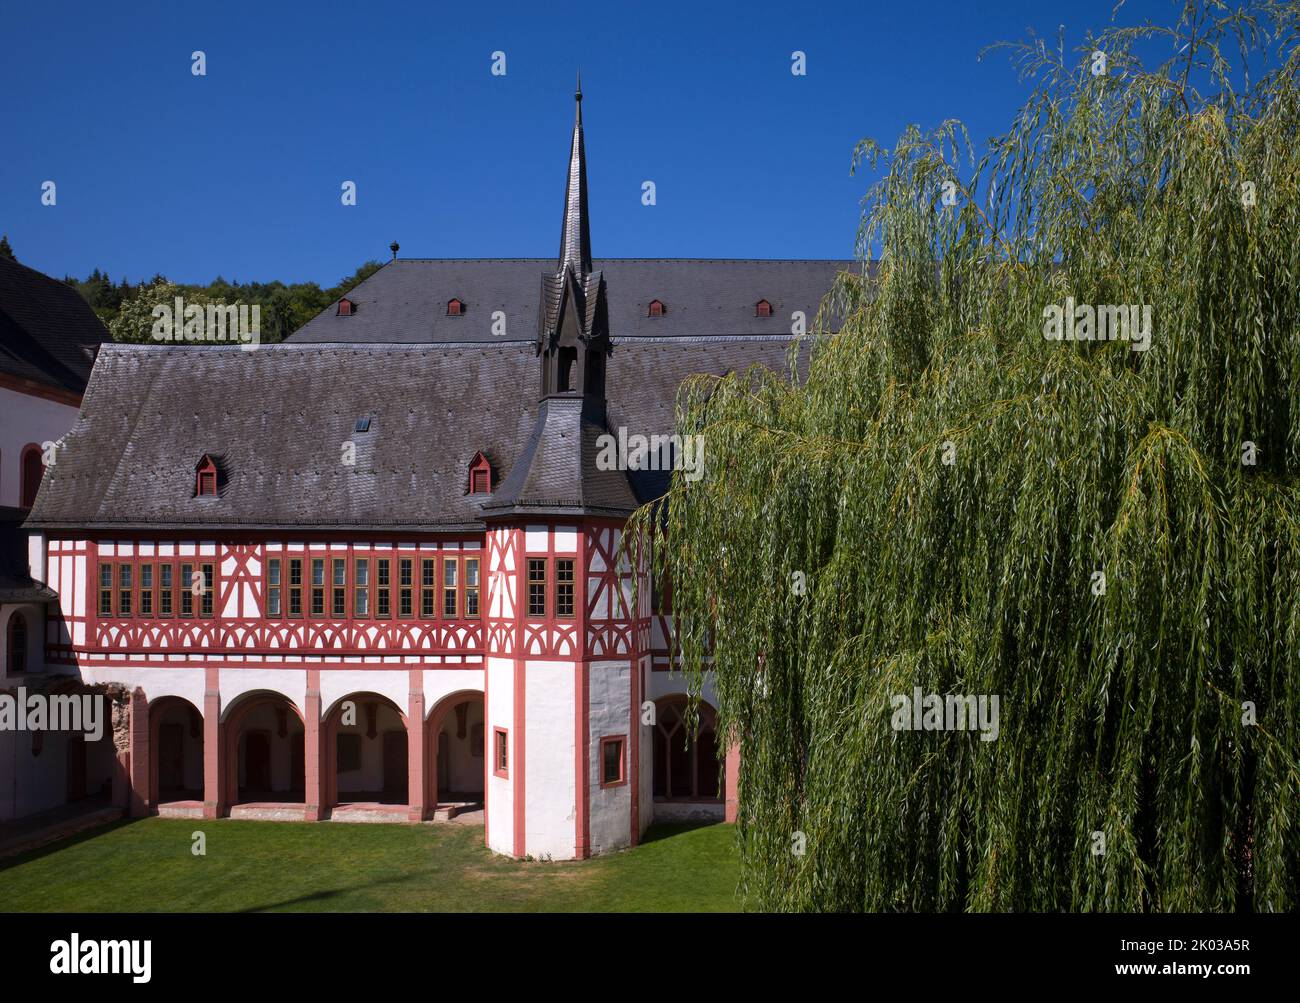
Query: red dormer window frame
648,299,665,318
755,298,773,318
195,455,218,497
337,298,355,317
468,452,492,495
447,298,465,316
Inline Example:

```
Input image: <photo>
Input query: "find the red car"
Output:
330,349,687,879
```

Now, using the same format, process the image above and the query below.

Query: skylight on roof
355,417,371,433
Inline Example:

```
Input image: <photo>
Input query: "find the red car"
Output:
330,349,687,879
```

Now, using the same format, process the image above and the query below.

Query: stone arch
323,691,409,810
148,695,204,806
221,690,305,806
651,694,722,803
425,689,485,810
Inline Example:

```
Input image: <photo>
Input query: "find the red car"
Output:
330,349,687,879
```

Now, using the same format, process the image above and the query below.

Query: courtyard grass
0,817,741,912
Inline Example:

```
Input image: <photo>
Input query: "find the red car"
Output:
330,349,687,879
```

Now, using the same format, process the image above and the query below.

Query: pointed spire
558,73,592,274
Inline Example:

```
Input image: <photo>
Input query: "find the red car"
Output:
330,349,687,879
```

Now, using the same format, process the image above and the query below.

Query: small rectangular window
399,558,414,618
555,559,574,618
160,564,173,616
354,558,370,617
139,564,154,616
99,564,113,616
421,559,435,618
376,558,391,618
200,564,215,617
600,736,626,787
527,559,546,617
493,727,509,778
118,564,133,617
181,563,194,617
311,558,325,617
288,559,303,618
267,558,282,617
442,558,458,618
465,558,480,618
332,559,347,618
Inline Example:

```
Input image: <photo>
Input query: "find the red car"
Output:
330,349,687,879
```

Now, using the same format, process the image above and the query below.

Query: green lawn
0,818,742,912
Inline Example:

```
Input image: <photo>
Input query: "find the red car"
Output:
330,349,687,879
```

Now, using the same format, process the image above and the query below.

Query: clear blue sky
0,0,1180,286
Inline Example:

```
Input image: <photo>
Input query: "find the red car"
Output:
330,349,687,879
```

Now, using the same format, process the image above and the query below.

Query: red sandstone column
202,668,225,819
304,670,324,821
127,687,150,817
724,739,741,824
407,669,427,822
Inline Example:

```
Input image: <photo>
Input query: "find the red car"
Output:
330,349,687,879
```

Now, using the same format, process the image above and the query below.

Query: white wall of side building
587,658,632,855
485,656,515,856
523,658,576,860
0,386,79,509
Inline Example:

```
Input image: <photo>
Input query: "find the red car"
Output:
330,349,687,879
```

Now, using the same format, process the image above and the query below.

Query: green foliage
631,0,1300,911
69,261,383,344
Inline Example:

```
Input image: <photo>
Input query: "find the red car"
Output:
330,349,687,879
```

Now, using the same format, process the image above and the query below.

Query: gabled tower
538,76,610,404
480,83,652,861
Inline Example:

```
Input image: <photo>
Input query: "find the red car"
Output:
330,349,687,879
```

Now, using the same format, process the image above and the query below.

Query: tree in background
69,260,384,343
631,0,1299,911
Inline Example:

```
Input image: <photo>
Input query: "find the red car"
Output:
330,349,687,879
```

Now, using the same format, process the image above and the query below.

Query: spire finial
575,68,582,103
558,78,592,273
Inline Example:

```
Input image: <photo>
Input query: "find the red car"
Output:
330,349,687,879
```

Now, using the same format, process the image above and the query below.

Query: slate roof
24,339,799,532
0,256,111,395
287,258,859,345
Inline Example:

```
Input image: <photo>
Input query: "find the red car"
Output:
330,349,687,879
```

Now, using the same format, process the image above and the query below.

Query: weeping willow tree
627,0,1300,911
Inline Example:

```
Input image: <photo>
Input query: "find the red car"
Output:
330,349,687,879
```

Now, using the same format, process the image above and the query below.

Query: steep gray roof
0,256,111,395
288,258,859,345
25,338,798,531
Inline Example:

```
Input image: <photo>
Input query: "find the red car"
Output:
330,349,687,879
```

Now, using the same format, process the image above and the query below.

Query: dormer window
648,299,665,318
337,298,355,317
195,455,220,497
755,299,772,318
468,452,492,495
447,298,465,316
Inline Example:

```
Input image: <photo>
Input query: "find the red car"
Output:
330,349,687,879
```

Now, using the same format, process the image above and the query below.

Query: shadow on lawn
0,817,140,871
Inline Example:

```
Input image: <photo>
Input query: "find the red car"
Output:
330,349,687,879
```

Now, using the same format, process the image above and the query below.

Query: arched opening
20,443,44,508
7,611,29,674
652,696,722,803
149,697,204,808
325,692,409,816
427,691,485,813
222,691,305,807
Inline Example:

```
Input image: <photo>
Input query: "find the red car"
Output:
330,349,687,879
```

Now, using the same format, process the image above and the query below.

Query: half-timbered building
19,87,853,858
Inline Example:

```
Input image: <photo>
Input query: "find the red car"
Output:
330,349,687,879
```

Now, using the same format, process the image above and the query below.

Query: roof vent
648,299,665,318
447,298,465,316
337,298,355,317
755,299,772,318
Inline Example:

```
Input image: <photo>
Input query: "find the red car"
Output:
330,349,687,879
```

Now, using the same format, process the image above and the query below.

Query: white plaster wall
0,720,116,820
219,668,306,719
434,698,484,793
423,668,485,712
79,666,205,710
485,656,514,855
319,669,407,720
587,659,633,854
524,658,576,860
645,668,720,708
639,656,655,836
334,700,405,794
0,386,78,509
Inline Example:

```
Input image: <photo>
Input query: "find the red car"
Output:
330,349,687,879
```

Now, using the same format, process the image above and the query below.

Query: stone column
407,669,427,822
127,687,150,817
202,668,224,819
303,669,325,821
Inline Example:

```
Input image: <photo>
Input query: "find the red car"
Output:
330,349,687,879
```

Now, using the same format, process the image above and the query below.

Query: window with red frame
493,727,509,777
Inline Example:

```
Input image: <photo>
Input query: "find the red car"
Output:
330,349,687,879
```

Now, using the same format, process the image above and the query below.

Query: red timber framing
77,534,486,660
